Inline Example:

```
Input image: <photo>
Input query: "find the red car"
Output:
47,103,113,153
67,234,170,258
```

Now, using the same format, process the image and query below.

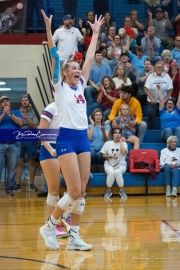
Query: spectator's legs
114,166,126,187
15,158,23,185
147,103,158,130
34,0,44,28
174,127,180,147
0,144,6,181
161,127,173,143
163,164,172,186
5,143,21,192
137,121,147,143
29,158,37,185
27,0,34,28
104,164,115,187
171,168,180,188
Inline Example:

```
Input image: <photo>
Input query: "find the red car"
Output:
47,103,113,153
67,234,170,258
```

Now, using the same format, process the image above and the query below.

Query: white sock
46,215,58,229
70,226,79,235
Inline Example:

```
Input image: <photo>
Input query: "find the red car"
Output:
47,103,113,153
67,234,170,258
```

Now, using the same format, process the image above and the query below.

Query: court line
162,220,180,236
0,256,69,269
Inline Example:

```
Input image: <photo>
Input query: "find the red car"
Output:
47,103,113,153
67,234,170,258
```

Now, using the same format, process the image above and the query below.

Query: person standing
40,10,104,250
52,14,86,63
62,0,78,19
27,0,43,31
0,96,23,196
15,94,39,192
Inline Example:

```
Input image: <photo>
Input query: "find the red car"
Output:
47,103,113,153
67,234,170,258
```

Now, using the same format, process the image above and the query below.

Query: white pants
104,164,126,188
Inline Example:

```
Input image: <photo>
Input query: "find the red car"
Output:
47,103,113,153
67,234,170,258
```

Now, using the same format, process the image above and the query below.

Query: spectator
114,104,140,149
157,85,180,146
108,85,147,143
101,127,128,199
136,59,153,109
79,11,94,50
62,0,78,19
130,10,145,45
120,52,138,95
144,61,173,129
148,8,174,50
141,26,162,64
102,25,116,48
15,94,39,192
170,35,180,65
107,35,125,72
84,49,112,105
98,45,110,66
160,136,180,197
27,0,43,31
52,15,86,62
168,59,180,100
119,16,138,54
0,96,23,196
91,76,119,120
161,49,171,72
125,35,149,72
100,12,116,43
88,109,110,172
144,0,161,18
112,64,132,97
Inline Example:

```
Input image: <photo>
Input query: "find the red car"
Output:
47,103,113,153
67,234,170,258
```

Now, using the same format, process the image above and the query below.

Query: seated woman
168,58,180,101
157,84,180,146
107,35,125,72
160,136,180,197
88,109,110,172
114,104,140,149
91,76,119,120
101,127,128,199
112,64,132,97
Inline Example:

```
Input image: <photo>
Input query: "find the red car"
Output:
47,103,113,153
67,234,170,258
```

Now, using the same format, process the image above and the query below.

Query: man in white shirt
53,15,86,62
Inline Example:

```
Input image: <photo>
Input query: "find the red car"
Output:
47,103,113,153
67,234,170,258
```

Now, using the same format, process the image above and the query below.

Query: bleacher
59,105,167,197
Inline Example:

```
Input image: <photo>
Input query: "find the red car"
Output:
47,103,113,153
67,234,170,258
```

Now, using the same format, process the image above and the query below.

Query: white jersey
53,26,83,61
54,76,87,130
41,102,60,143
101,140,127,167
145,72,173,103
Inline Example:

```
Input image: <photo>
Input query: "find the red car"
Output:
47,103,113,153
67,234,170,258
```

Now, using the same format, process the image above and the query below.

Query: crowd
0,3,180,251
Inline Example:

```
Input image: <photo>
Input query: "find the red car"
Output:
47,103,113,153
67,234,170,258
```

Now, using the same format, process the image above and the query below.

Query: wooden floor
0,179,180,270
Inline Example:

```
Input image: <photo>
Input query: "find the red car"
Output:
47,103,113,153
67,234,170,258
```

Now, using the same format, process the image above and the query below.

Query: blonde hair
118,103,131,120
162,49,170,57
112,64,127,83
61,60,79,80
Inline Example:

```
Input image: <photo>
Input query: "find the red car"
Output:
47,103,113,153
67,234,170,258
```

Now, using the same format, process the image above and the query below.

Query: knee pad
57,193,75,212
46,193,59,207
71,198,85,215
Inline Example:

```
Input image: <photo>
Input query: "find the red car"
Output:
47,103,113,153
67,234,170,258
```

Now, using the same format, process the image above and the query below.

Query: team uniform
54,76,90,156
39,102,60,161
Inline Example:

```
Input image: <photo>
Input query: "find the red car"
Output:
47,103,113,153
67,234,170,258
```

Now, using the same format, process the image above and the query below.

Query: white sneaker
40,225,59,250
67,234,92,251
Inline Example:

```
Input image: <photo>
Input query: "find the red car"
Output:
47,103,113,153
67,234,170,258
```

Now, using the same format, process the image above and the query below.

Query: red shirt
97,89,119,108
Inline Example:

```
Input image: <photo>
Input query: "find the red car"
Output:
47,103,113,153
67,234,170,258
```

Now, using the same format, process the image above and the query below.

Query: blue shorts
39,143,57,161
56,127,90,157
20,142,37,159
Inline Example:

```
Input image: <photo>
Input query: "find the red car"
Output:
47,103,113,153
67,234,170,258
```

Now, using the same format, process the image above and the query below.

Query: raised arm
41,10,60,85
82,15,104,81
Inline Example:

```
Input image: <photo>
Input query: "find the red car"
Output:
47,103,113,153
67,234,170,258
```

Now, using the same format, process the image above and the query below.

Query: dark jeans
148,103,159,130
136,94,147,110
62,0,78,18
27,0,43,28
